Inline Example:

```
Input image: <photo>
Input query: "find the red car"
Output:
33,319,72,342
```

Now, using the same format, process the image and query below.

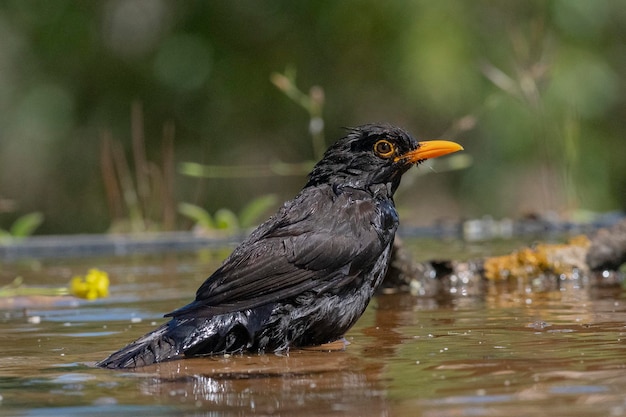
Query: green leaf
9,212,44,237
238,194,278,229
177,202,214,229
214,209,238,230
179,162,210,178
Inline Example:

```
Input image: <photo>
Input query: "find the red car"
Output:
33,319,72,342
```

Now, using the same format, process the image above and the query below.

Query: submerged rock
383,218,626,298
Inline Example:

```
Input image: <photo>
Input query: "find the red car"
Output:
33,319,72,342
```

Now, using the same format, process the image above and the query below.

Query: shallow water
1,240,626,417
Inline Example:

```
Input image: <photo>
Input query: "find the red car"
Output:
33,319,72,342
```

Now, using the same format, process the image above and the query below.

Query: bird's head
306,124,463,194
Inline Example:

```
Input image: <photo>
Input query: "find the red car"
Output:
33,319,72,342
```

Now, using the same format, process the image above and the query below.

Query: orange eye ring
374,140,395,159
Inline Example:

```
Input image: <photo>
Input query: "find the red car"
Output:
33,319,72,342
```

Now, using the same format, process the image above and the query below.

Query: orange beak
395,140,464,164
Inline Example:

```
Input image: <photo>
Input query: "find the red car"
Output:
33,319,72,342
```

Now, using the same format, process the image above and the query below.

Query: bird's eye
373,140,395,159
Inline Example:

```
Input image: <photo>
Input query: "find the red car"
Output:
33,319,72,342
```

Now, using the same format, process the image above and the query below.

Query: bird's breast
334,188,398,244
376,198,399,233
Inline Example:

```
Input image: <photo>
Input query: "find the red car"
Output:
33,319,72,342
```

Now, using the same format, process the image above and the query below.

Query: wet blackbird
98,124,462,369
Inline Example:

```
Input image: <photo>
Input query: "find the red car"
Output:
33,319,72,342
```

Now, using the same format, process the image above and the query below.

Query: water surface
1,240,626,416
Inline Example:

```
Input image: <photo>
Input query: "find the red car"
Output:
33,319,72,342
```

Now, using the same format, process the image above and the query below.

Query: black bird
98,124,462,369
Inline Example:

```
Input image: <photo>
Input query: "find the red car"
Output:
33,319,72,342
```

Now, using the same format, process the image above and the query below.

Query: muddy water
1,241,626,417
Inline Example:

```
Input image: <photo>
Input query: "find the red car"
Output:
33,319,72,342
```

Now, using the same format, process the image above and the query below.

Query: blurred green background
0,0,624,235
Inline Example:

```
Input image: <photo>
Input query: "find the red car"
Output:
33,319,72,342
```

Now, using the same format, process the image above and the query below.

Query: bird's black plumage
97,124,462,369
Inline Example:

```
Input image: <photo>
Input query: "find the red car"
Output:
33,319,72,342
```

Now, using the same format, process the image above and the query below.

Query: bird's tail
97,321,183,369
98,308,273,369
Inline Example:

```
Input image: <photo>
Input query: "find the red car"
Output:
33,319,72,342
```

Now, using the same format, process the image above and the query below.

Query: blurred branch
180,160,314,179
179,69,324,181
271,67,326,160
131,102,150,222
480,26,581,214
440,114,478,140
480,62,524,101
100,102,178,233
161,122,177,231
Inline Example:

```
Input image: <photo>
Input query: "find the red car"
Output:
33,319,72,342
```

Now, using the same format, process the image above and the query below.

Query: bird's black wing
167,187,393,319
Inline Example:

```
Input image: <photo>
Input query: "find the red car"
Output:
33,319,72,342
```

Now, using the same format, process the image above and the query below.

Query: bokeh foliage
0,0,624,234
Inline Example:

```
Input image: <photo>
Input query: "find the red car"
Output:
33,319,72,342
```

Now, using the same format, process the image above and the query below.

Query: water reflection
1,249,626,416
133,289,626,417
132,350,387,415
113,288,419,415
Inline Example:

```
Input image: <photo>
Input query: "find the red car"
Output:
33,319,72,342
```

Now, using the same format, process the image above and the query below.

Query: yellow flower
70,268,110,300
